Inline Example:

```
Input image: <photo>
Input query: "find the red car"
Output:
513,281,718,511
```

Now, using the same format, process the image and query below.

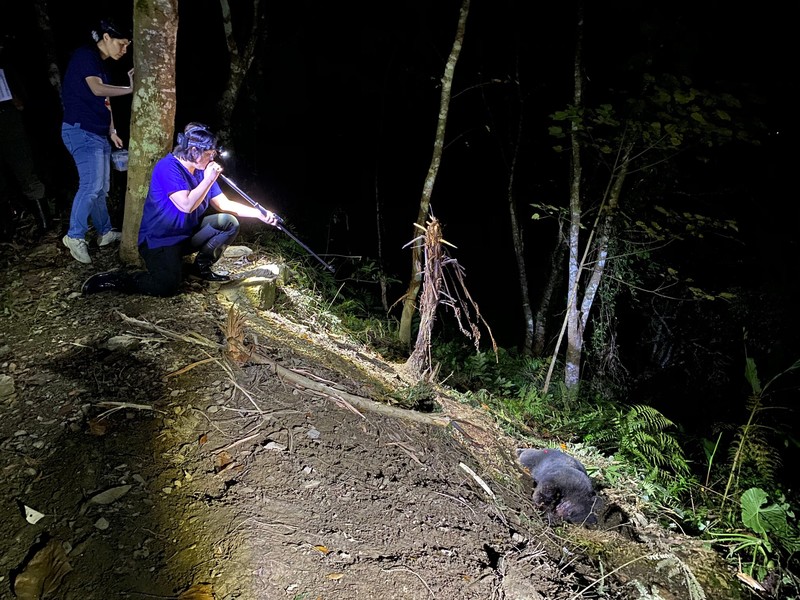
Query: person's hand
259,210,281,227
110,131,124,149
204,161,223,182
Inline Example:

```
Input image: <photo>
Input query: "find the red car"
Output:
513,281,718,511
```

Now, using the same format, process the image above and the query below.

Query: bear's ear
515,448,527,457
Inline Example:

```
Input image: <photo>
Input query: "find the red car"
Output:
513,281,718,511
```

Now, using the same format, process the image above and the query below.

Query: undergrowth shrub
696,356,800,596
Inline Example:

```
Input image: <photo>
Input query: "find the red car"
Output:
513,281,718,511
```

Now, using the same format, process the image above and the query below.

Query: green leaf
741,487,769,534
744,358,762,395
741,487,792,537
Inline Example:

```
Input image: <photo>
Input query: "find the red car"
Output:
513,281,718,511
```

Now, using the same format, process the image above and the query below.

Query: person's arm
108,113,124,148
168,168,220,214
84,67,134,98
86,68,133,147
210,194,280,226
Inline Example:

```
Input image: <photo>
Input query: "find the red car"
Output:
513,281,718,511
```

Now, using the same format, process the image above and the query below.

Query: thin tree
542,9,754,393
532,221,567,356
560,2,587,390
480,59,535,355
120,0,179,264
398,0,470,348
505,105,535,354
214,0,267,140
31,1,62,96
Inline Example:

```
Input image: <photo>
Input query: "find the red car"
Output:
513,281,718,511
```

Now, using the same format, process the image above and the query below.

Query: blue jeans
61,123,113,239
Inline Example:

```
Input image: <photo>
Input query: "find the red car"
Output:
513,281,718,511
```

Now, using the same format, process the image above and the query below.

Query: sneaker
62,235,91,264
98,230,122,247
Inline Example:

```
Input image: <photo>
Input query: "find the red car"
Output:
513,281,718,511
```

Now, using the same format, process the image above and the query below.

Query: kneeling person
83,123,278,296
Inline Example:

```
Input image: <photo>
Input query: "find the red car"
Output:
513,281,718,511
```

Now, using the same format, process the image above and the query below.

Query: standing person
61,18,133,264
0,32,51,237
81,123,280,296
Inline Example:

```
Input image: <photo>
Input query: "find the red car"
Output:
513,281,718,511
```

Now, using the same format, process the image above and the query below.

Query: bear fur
516,447,599,525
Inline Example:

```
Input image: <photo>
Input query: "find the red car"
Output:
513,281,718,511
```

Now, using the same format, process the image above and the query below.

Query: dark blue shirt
61,45,111,136
138,154,223,248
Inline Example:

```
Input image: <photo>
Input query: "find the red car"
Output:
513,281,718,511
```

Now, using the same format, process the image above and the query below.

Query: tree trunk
398,0,470,348
532,222,566,356
31,1,62,96
506,98,534,354
563,3,585,389
578,163,626,334
120,0,179,265
406,219,445,378
541,3,585,394
375,177,389,312
214,0,265,140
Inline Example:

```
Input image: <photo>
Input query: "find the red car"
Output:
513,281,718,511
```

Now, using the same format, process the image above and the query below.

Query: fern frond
624,404,675,432
614,404,691,483
729,426,781,474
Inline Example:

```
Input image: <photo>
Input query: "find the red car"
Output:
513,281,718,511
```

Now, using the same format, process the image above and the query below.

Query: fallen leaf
87,418,109,436
178,582,215,599
736,572,767,592
326,572,345,580
13,539,73,599
88,484,133,505
198,433,208,446
23,505,46,525
215,451,234,472
314,545,330,555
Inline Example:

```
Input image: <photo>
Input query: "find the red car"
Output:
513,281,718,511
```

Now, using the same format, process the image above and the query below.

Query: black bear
517,447,599,525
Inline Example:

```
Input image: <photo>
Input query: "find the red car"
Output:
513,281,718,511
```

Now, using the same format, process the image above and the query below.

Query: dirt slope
0,232,753,600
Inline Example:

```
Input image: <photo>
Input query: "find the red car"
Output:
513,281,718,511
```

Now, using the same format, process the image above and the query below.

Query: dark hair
174,123,218,162
91,18,132,42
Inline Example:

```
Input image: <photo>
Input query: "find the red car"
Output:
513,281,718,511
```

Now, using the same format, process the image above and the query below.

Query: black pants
130,213,239,296
0,103,47,234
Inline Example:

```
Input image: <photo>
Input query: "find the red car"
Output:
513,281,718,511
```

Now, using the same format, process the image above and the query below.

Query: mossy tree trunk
120,0,179,265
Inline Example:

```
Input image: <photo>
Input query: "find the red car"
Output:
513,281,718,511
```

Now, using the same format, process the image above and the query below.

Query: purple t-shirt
138,154,223,248
61,45,111,136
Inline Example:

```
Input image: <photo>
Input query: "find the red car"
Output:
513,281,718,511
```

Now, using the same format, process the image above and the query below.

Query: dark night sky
5,1,797,359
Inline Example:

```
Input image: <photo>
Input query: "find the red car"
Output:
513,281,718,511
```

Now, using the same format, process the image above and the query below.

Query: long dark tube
219,174,335,273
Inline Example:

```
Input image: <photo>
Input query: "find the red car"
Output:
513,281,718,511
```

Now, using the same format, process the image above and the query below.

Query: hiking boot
62,235,91,264
189,265,230,282
82,271,130,294
190,254,231,282
98,230,122,247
